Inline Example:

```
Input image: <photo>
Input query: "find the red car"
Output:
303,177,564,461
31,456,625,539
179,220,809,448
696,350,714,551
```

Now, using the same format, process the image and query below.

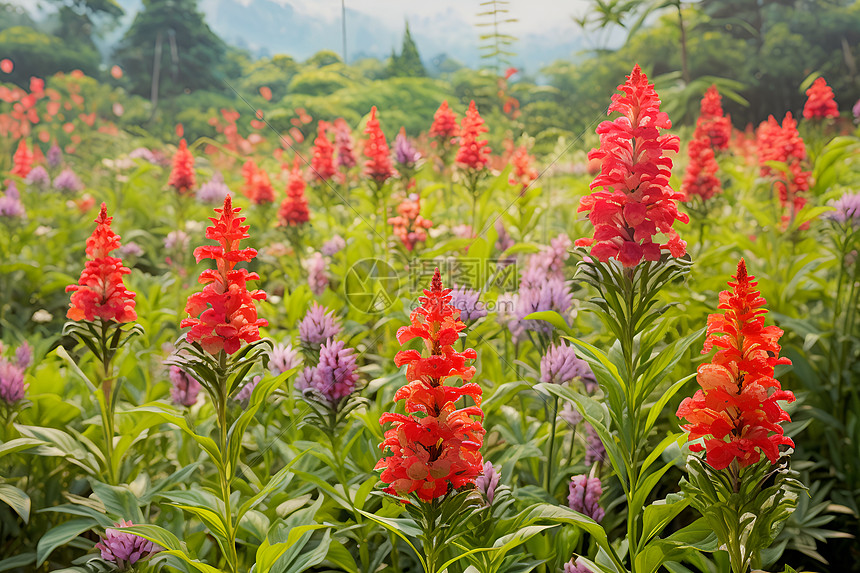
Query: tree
114,0,231,100
386,22,426,78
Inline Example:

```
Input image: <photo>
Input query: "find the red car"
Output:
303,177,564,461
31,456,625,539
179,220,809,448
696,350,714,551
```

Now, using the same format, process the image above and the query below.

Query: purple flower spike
830,192,860,226
269,343,301,376
0,360,26,405
568,474,604,522
564,558,594,573
47,144,63,168
475,461,501,504
305,252,329,295
235,375,261,407
311,339,359,404
394,129,422,167
298,303,341,348
169,366,200,407
295,366,316,392
450,285,487,322
196,172,232,204
94,520,161,570
53,168,83,193
584,424,605,465
321,235,346,256
0,182,25,219
25,165,50,189
15,342,32,369
540,342,595,387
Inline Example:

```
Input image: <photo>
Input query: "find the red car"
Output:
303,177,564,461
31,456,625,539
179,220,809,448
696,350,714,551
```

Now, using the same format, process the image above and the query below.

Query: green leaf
118,524,183,551
519,504,625,573
0,483,30,523
89,480,143,522
355,508,425,571
0,437,46,458
640,496,690,547
236,449,307,524
0,552,35,572
36,518,98,566
126,405,222,466
256,525,330,573
522,310,571,334
170,503,229,540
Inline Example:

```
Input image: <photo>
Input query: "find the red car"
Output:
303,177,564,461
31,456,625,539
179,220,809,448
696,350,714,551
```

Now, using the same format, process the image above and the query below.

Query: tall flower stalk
373,269,485,573
543,65,698,572
678,260,801,573
172,195,271,573
64,203,140,485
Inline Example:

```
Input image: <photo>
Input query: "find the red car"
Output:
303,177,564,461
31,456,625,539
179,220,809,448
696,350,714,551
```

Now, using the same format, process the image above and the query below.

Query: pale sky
286,0,588,36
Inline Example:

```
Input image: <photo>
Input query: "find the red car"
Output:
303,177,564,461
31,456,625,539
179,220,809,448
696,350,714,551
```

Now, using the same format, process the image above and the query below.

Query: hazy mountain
108,0,584,72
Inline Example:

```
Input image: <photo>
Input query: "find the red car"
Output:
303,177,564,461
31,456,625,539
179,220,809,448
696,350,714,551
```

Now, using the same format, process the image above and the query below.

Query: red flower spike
11,139,33,178
388,193,432,251
429,100,459,141
66,203,137,323
682,136,722,201
310,121,337,181
694,86,732,151
168,139,195,194
181,196,267,355
677,259,795,470
455,101,490,171
509,146,538,193
241,159,275,205
756,113,810,223
803,77,839,120
363,106,396,185
575,65,688,267
278,157,310,227
376,268,485,501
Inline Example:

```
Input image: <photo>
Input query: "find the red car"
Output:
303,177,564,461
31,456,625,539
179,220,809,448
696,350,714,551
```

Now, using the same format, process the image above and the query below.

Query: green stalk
216,352,239,573
326,412,371,573
545,395,559,492
98,320,117,485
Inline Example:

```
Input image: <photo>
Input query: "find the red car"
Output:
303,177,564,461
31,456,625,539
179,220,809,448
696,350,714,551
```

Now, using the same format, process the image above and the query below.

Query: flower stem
216,353,239,573
545,395,559,492
98,320,117,485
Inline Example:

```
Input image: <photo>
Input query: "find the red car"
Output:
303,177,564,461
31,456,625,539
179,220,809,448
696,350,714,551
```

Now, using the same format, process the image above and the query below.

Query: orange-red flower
11,139,33,178
66,203,137,323
429,100,459,142
310,121,336,181
168,139,195,194
509,145,538,193
756,113,809,221
278,157,310,227
363,106,395,186
575,65,688,267
694,86,732,151
677,259,795,470
241,159,275,204
682,136,722,201
388,193,432,251
375,269,484,502
181,196,267,355
455,100,490,171
803,77,839,120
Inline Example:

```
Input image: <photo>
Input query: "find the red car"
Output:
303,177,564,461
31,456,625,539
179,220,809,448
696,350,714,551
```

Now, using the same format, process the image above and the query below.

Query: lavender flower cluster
0,341,30,406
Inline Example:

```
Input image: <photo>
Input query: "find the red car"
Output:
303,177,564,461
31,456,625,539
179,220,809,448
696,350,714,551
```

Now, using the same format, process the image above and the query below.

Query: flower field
1,56,860,573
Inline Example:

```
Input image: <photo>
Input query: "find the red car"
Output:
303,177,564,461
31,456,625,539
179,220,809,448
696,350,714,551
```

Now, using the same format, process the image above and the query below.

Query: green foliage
386,22,426,78
0,26,100,85
114,0,233,99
